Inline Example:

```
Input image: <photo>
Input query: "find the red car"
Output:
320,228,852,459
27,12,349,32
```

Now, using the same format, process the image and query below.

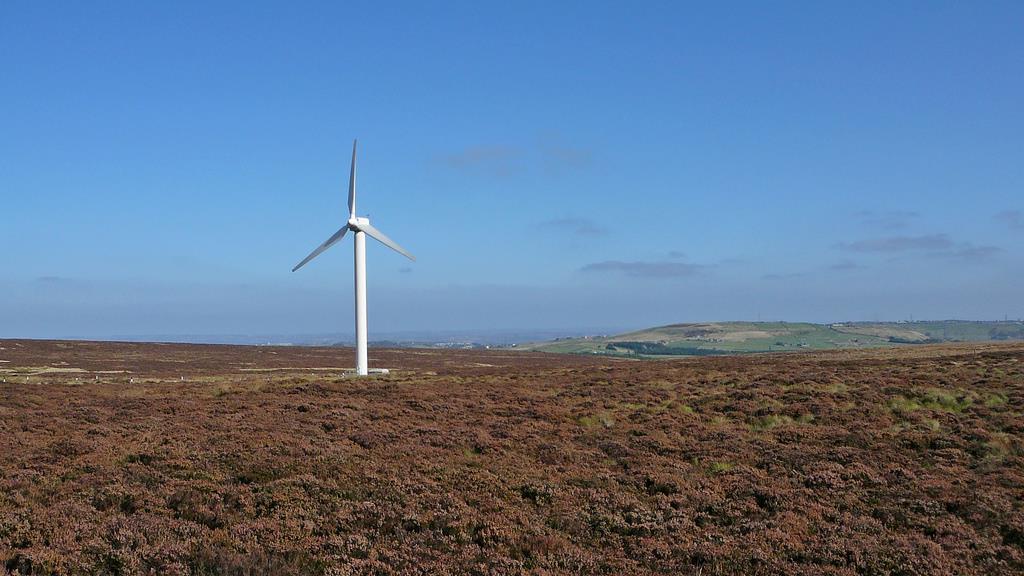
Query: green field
517,320,1024,358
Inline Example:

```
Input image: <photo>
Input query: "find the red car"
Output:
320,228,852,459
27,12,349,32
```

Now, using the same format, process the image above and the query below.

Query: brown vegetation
1,340,1023,575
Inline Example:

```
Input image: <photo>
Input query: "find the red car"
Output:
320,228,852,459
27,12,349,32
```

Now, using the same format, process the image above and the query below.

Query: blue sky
2,1,1022,338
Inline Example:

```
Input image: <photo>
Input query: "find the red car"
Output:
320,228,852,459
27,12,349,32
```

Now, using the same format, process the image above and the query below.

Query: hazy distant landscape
521,320,1024,358
97,320,1024,354
104,328,625,348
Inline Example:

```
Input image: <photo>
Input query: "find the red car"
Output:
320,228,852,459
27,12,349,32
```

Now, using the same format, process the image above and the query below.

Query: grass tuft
578,413,615,429
750,414,794,431
708,461,735,474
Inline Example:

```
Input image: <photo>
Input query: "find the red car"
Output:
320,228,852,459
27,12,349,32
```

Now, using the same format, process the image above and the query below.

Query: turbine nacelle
292,140,414,273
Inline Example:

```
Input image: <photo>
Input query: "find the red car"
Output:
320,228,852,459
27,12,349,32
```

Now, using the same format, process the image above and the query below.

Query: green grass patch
211,384,237,397
983,392,1009,407
919,389,973,412
889,388,975,414
888,395,923,413
578,413,615,429
982,433,1020,463
461,447,484,467
708,461,735,474
750,414,794,431
635,399,688,414
824,382,848,394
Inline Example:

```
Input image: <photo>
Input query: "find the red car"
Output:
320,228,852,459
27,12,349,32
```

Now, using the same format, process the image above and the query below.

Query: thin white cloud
854,210,920,230
829,259,865,271
440,145,522,177
837,234,999,261
838,234,953,253
580,260,704,278
441,142,593,178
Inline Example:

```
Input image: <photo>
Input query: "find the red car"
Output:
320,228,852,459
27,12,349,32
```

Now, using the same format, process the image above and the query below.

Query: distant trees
989,325,1024,340
605,341,729,356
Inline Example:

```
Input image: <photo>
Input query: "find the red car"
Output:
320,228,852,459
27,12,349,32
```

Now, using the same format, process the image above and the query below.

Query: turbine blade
292,226,349,272
347,140,357,218
358,222,415,261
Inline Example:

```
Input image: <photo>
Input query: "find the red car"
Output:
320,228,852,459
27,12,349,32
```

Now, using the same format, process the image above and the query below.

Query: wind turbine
292,140,415,375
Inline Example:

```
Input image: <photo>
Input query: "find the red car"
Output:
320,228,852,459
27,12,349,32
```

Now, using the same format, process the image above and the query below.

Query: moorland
1,339,1023,575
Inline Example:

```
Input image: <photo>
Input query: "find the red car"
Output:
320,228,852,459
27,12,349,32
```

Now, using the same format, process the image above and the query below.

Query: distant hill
516,320,1024,357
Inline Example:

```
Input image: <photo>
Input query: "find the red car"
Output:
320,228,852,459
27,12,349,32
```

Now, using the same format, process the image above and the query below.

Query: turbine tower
292,140,415,375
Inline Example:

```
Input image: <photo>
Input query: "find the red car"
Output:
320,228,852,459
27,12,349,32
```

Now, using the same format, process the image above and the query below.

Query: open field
520,321,1024,357
2,340,1023,575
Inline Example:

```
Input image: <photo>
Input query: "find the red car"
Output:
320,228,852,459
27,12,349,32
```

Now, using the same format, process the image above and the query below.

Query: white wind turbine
292,140,415,375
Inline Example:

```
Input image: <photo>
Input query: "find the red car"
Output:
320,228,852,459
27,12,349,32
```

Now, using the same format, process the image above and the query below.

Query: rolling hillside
519,320,1024,357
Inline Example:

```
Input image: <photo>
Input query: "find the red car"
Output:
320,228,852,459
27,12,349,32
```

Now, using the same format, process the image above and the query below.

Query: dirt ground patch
1,340,1023,575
